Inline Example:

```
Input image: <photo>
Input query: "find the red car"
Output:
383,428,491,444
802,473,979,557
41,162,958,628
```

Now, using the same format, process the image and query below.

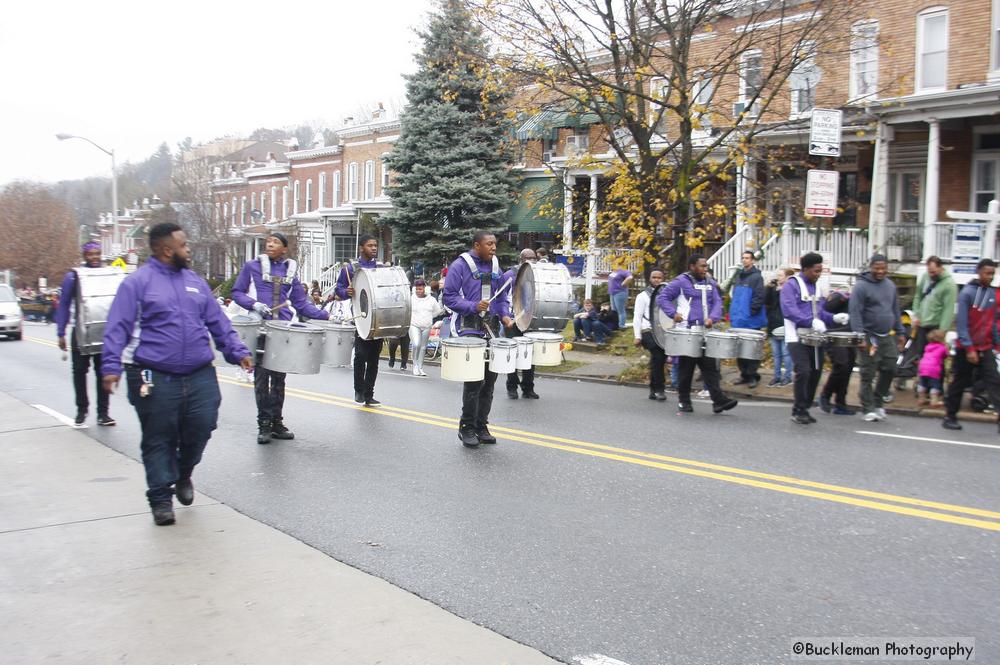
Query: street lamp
56,133,118,256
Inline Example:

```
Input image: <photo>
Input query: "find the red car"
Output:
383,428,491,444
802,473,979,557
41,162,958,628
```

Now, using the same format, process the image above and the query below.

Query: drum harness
457,252,505,339
785,273,822,370
259,255,297,316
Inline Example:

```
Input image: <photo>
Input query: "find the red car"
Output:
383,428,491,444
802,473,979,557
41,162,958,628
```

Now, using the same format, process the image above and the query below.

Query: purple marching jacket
232,257,328,321
102,259,250,377
443,252,512,337
656,273,723,326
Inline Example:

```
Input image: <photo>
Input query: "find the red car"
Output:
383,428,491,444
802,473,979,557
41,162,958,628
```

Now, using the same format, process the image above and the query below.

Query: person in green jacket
912,256,957,357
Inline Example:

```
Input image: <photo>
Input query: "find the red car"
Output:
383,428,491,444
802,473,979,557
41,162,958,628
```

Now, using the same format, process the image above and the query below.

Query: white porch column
869,120,893,252
921,118,941,260
562,170,574,255
735,157,754,232
585,174,599,299
781,197,793,268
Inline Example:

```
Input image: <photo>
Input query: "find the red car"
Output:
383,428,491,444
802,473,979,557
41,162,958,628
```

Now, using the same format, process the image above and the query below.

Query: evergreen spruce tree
384,0,515,272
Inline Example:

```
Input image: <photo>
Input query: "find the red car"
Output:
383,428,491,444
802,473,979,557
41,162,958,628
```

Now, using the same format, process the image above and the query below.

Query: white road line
856,430,1000,450
30,404,78,428
573,655,632,665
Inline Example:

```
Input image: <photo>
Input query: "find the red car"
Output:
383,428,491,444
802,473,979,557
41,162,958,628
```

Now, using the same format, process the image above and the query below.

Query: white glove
811,318,827,333
832,313,850,325
252,302,272,316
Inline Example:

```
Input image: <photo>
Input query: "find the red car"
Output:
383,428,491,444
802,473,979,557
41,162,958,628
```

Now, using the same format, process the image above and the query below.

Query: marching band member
336,234,383,407
633,268,667,402
656,255,737,415
102,223,252,526
55,242,114,428
780,252,845,425
443,231,513,447
503,248,539,400
232,232,330,444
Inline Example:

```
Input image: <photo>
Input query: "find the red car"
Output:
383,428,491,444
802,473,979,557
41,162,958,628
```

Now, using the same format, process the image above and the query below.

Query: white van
0,284,23,340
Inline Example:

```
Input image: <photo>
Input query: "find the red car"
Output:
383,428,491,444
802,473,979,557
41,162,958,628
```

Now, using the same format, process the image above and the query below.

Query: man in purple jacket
55,242,114,427
607,267,633,328
443,231,514,447
657,255,738,415
335,234,383,406
232,232,330,443
102,223,253,526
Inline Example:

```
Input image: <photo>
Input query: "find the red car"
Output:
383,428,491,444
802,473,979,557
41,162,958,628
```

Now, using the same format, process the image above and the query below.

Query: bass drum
352,266,412,340
649,286,675,350
512,261,574,332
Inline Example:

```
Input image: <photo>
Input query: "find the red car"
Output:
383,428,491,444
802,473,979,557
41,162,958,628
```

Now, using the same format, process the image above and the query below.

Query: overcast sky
0,0,436,185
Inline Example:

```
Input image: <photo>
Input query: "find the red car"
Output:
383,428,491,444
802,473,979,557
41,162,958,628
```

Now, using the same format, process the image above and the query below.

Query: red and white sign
805,169,839,218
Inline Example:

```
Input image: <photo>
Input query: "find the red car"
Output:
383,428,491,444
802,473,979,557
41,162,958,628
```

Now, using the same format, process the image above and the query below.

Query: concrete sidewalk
0,391,559,665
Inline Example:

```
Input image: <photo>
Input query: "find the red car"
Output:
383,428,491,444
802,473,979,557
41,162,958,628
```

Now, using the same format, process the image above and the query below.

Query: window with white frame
331,236,356,264
306,179,313,211
790,41,817,116
916,8,948,92
364,160,375,199
240,196,246,225
348,162,358,201
260,191,267,220
215,203,221,223
231,197,237,226
293,181,300,214
850,21,879,100
282,186,289,219
650,76,670,136
270,186,277,220
692,72,715,133
223,202,229,224
973,156,1000,212
890,171,923,223
739,50,762,117
333,171,341,207
380,154,390,192
319,173,326,208
251,192,256,215
993,0,1000,74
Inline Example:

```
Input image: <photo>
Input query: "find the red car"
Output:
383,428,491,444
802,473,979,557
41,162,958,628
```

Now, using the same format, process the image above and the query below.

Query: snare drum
664,328,704,357
525,331,563,366
488,338,518,374
796,328,827,347
231,314,264,353
320,322,356,366
827,331,864,347
730,328,767,360
704,330,739,359
261,321,325,374
441,337,488,382
514,336,534,370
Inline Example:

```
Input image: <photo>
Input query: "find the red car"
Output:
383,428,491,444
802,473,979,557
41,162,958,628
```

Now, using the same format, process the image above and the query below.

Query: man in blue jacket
232,232,329,443
443,231,513,447
729,251,767,387
102,223,253,526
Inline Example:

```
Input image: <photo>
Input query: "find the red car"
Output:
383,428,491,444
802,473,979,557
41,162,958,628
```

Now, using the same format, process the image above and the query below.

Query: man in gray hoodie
849,254,905,422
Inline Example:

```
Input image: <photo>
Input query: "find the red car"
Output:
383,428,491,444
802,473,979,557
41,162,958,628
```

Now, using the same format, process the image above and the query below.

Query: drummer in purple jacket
102,222,253,526
656,254,737,415
443,231,514,447
232,231,329,444
334,234,383,407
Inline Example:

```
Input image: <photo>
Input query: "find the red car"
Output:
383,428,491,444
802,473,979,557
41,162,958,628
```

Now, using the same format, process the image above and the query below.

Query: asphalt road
4,322,999,665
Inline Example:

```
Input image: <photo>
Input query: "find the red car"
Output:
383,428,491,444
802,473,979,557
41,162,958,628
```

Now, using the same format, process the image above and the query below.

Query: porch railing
787,226,869,273
318,263,342,298
592,248,643,274
930,221,1000,260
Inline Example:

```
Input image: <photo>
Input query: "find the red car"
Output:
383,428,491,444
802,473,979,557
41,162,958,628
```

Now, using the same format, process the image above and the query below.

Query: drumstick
480,277,514,319
344,261,352,288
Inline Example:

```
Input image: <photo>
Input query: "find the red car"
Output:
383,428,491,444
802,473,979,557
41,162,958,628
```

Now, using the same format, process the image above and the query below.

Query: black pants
461,362,498,430
505,325,535,394
388,335,409,367
821,345,856,407
945,349,1000,421
71,333,109,415
254,366,286,423
789,342,825,414
354,336,384,398
641,330,666,393
677,355,727,405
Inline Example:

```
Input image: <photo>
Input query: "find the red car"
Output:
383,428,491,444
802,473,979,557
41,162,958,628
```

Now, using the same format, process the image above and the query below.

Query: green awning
515,110,567,141
508,178,563,233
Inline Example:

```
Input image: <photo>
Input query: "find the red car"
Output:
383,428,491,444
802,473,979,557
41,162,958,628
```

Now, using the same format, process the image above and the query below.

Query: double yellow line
23,335,1000,532
216,375,1000,533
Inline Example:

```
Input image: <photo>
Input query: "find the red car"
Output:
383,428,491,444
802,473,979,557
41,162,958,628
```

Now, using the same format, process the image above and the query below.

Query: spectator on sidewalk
818,291,857,416
409,279,444,377
765,268,795,387
849,254,905,423
607,268,633,328
942,259,1000,431
916,328,948,408
598,302,620,331
573,299,610,344
387,333,409,371
729,251,767,388
911,256,957,356
633,269,667,401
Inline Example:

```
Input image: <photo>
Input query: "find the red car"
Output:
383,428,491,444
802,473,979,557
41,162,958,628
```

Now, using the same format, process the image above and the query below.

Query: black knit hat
268,232,289,247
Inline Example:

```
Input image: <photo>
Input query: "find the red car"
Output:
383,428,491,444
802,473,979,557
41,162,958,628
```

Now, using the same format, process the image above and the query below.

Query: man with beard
102,223,253,526
232,232,330,444
55,242,115,427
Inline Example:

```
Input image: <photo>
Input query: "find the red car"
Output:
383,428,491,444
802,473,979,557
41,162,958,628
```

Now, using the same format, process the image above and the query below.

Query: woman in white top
409,278,445,376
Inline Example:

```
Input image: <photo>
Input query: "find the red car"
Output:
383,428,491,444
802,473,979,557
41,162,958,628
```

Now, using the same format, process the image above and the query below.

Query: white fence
592,247,643,274
788,227,869,272
931,221,1000,260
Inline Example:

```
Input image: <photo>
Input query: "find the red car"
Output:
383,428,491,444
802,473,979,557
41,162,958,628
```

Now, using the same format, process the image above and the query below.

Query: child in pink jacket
917,329,949,407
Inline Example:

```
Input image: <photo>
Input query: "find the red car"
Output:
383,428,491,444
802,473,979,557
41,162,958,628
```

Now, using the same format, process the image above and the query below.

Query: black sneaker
354,391,364,404
649,392,667,401
270,420,294,440
507,390,519,399
713,399,738,414
458,427,479,447
805,411,817,423
175,478,194,506
73,410,87,428
748,378,759,389
832,406,856,416
732,377,749,385
151,502,175,526
476,426,497,444
97,414,116,426
677,402,694,413
257,421,272,445
790,412,812,425
522,391,540,399
941,418,963,431
365,398,382,407
819,395,832,413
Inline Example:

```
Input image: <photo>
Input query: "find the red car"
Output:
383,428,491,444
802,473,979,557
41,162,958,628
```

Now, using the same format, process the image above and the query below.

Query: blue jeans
574,317,610,343
126,364,222,506
769,336,793,381
611,291,628,328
